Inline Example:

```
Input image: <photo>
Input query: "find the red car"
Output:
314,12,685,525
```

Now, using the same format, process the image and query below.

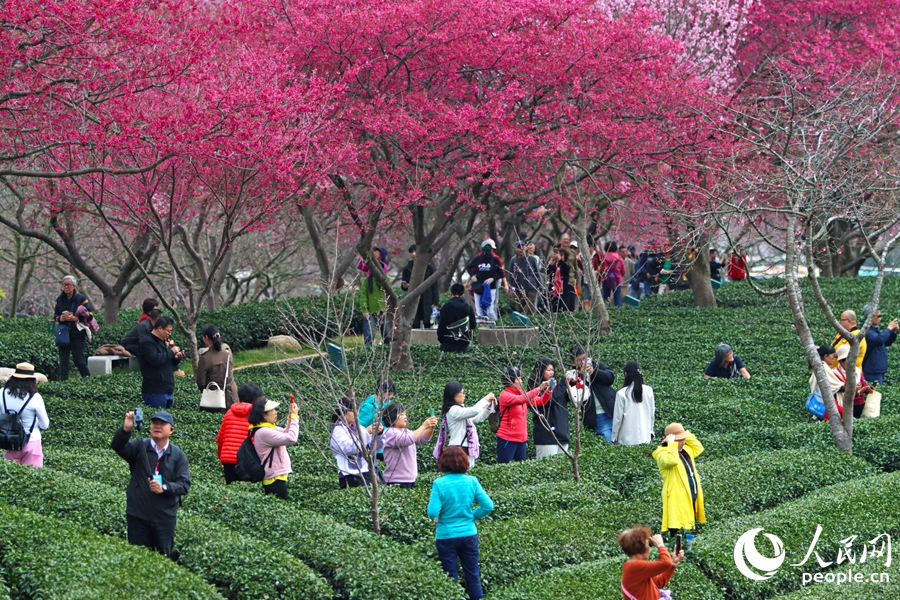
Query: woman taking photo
1,363,49,468
330,397,381,488
248,397,299,500
427,446,494,600
611,362,655,446
618,526,684,600
216,383,263,484
528,358,571,458
380,403,438,488
195,324,239,410
435,382,495,468
496,366,552,463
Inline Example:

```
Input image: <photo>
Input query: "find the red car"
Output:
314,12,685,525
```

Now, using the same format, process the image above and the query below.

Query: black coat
54,291,95,340
437,296,476,352
121,320,153,356
532,384,571,446
111,428,191,523
402,260,440,311
137,332,181,395
582,361,616,429
465,251,504,290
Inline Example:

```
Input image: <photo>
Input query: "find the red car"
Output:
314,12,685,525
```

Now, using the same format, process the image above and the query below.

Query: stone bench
476,327,539,347
87,355,133,376
409,328,440,345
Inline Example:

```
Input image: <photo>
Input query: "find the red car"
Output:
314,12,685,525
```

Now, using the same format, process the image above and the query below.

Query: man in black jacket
111,409,191,557
569,345,616,441
401,244,440,329
53,275,96,380
465,239,506,322
437,283,477,352
120,308,162,356
138,316,184,408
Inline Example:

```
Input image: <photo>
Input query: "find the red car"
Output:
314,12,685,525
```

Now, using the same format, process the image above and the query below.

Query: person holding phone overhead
618,526,684,600
247,396,299,500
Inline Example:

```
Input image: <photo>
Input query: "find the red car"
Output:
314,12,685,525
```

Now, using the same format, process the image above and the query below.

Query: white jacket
446,395,493,447
611,384,655,445
330,422,373,477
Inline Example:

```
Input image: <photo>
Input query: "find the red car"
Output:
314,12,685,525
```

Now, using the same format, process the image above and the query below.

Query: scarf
432,414,481,460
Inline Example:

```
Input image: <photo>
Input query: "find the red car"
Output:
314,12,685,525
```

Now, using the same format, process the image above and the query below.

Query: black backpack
0,390,36,451
234,428,275,483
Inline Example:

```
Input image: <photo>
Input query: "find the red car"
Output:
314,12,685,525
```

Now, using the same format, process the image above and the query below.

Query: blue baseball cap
150,411,174,425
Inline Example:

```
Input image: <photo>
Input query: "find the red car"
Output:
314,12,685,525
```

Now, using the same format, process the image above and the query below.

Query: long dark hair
247,399,270,426
202,325,223,352
528,358,553,390
441,381,463,416
4,377,37,399
332,397,354,424
623,361,644,403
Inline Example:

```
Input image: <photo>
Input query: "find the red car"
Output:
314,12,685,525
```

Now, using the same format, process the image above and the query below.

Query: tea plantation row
1,278,899,599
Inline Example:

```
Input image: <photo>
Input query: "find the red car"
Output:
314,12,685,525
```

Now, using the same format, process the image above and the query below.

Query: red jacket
497,385,551,443
217,402,252,464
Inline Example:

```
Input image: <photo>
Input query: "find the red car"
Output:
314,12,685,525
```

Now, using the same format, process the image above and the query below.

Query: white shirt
1,389,48,442
446,396,493,447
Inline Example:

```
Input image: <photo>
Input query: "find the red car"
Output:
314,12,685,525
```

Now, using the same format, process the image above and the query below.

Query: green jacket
358,277,388,314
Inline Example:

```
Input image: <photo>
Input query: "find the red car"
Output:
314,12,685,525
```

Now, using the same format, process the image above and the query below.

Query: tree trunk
102,293,121,324
687,249,717,308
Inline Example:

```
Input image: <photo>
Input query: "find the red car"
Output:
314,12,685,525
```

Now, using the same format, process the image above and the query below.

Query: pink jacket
252,418,299,479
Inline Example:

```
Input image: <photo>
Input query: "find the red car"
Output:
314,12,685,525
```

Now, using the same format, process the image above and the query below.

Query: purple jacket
381,427,431,484
252,418,299,480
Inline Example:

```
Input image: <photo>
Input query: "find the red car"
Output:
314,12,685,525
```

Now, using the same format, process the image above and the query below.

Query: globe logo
734,528,786,581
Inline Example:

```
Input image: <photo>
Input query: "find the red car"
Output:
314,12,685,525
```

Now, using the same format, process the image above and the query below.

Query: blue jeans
143,393,174,408
594,412,613,442
602,286,622,307
436,535,483,600
496,438,527,463
362,313,386,346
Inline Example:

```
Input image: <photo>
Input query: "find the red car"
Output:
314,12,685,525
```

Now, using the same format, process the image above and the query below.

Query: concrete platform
476,327,539,347
87,355,130,376
409,328,440,345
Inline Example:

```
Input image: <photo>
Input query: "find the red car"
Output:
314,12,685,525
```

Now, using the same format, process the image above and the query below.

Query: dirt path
232,351,323,371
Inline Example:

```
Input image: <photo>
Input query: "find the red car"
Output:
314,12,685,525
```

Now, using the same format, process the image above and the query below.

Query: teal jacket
358,394,391,428
427,473,493,539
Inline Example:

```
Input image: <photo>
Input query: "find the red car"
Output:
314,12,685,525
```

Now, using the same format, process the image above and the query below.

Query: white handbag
860,389,882,418
199,350,230,412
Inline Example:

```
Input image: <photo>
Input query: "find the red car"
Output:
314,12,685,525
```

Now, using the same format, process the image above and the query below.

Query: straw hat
664,422,690,441
10,362,37,380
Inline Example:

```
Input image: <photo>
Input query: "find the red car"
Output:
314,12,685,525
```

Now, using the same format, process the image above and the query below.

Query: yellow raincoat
652,434,705,531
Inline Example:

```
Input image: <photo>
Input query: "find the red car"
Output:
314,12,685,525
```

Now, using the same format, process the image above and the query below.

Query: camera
133,407,144,431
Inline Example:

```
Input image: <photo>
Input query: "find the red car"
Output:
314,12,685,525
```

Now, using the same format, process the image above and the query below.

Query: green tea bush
475,500,660,591
487,557,724,600
850,415,900,472
185,486,468,600
310,479,621,544
0,460,331,600
701,422,834,460
0,571,10,600
697,448,877,521
694,471,900,599
0,501,224,600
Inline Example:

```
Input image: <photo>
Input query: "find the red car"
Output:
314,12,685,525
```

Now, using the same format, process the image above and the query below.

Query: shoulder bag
200,350,230,412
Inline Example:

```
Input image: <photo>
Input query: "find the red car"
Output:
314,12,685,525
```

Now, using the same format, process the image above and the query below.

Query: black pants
59,335,90,380
853,403,865,419
413,300,432,329
263,479,289,500
388,482,415,489
222,463,237,484
339,472,372,489
127,514,176,557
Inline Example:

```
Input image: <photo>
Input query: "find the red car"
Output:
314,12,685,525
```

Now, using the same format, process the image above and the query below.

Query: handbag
488,405,509,434
860,389,882,418
200,350,230,412
805,389,826,420
54,323,71,346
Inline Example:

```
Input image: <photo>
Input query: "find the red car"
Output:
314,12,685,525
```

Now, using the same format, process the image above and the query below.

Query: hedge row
0,501,224,600
0,571,9,600
694,471,900,599
31,447,468,600
0,459,332,600
184,485,469,600
684,448,877,522
487,557,725,600
309,479,621,544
